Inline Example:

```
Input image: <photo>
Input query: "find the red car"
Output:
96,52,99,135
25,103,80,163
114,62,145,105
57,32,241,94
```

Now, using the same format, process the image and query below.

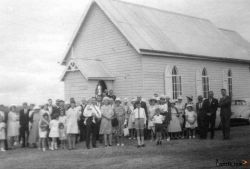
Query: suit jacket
19,109,30,128
219,96,231,117
202,98,219,117
196,102,204,117
51,106,60,119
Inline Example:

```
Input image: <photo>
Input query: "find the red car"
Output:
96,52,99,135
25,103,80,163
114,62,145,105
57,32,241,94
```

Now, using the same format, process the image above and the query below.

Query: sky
1,0,250,105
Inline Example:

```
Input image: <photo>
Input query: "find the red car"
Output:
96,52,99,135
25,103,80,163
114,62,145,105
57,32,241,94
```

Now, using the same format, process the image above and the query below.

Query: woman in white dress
168,100,182,139
66,98,80,150
7,105,20,148
147,97,158,141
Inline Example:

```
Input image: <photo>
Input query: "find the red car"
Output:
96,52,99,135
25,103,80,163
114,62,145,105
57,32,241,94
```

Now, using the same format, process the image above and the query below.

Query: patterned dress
168,107,182,132
28,112,40,144
99,105,114,134
147,105,158,129
113,105,125,136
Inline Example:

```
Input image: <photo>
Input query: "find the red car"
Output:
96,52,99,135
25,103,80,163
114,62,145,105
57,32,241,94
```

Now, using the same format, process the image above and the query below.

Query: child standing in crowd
168,100,182,139
59,110,67,149
175,96,185,139
153,108,165,145
49,116,59,150
185,104,197,139
0,111,6,152
39,113,50,151
128,98,136,140
113,98,126,146
133,101,147,148
147,97,158,141
7,105,20,149
99,97,114,147
159,95,171,141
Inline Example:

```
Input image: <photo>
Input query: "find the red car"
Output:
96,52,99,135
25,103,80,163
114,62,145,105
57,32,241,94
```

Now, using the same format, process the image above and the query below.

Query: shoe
159,141,162,145
167,137,170,142
156,141,159,145
42,148,46,152
137,145,141,148
121,143,124,147
14,142,18,146
192,135,196,139
128,137,132,140
189,136,192,139
117,144,120,146
141,144,145,147
1,148,6,152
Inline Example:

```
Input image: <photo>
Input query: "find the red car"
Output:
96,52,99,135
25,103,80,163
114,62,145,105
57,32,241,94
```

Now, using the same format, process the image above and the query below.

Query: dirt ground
0,126,250,169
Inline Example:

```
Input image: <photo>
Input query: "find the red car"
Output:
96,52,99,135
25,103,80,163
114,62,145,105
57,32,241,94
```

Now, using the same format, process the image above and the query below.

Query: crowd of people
0,89,232,152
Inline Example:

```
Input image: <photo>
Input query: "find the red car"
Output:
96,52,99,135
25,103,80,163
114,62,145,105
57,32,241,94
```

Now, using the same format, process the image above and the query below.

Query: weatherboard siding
66,3,143,99
142,55,250,100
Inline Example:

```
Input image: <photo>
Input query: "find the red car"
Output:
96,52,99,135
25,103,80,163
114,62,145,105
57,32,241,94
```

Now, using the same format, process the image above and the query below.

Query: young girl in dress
153,108,165,145
113,98,126,146
99,97,114,147
133,101,147,148
185,104,197,139
7,105,20,149
168,100,182,139
147,97,158,141
0,111,6,152
39,113,50,151
59,109,67,149
49,116,59,150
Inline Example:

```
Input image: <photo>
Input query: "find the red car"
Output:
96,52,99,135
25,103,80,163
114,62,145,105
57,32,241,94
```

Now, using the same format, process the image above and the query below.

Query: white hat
102,97,109,101
33,105,41,110
160,95,166,99
131,98,136,102
115,98,121,102
186,104,193,108
169,99,176,104
123,98,128,102
178,95,183,100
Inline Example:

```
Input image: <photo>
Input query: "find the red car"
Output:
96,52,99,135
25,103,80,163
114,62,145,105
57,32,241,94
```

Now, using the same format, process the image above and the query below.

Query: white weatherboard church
60,0,250,103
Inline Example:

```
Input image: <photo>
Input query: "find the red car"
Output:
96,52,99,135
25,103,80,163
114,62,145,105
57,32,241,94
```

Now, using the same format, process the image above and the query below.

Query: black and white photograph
0,0,250,168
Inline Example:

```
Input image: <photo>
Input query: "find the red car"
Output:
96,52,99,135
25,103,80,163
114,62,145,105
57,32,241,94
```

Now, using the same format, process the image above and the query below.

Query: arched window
172,66,182,99
202,68,209,98
228,69,232,98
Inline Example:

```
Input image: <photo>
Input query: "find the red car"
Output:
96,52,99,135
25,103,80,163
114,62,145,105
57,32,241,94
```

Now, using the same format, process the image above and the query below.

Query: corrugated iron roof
61,59,115,81
61,0,250,64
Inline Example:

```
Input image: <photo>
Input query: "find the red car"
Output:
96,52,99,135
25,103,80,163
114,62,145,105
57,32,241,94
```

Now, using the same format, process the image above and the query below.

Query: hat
70,98,76,104
149,97,157,101
186,104,193,108
131,98,136,102
102,97,109,101
186,95,193,100
169,99,176,104
177,95,183,100
33,105,40,110
115,98,121,102
165,95,171,99
123,98,128,102
160,95,166,99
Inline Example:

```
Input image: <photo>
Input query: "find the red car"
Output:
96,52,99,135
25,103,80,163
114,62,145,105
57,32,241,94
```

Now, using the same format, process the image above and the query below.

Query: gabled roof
60,59,115,81
61,0,250,65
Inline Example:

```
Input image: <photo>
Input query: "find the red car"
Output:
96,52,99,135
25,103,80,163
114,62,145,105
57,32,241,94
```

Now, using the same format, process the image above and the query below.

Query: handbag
123,127,129,136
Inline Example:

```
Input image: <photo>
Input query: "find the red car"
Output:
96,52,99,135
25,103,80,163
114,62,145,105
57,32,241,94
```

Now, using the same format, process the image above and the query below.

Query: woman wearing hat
99,97,114,147
113,98,126,146
28,105,41,148
168,100,182,139
66,98,81,150
128,98,136,139
7,105,20,149
147,97,158,141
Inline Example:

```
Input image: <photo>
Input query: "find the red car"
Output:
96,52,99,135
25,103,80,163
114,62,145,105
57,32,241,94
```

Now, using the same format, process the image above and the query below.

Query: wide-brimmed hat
186,95,193,100
123,98,128,102
177,95,183,100
33,105,40,110
102,97,109,101
149,97,157,101
131,98,136,102
160,95,166,99
115,98,121,102
186,104,193,108
169,99,176,104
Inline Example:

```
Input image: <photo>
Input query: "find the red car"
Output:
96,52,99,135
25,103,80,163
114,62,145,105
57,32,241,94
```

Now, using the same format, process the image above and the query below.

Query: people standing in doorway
202,91,218,139
133,101,147,148
19,102,30,148
219,89,232,140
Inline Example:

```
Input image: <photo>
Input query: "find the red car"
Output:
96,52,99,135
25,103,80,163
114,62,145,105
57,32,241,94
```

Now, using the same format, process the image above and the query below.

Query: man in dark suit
79,98,87,142
48,99,60,119
219,89,231,140
196,95,204,138
202,91,218,139
19,102,30,147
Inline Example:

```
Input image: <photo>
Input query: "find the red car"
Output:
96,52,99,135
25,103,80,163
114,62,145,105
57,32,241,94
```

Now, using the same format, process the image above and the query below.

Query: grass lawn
0,126,250,169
